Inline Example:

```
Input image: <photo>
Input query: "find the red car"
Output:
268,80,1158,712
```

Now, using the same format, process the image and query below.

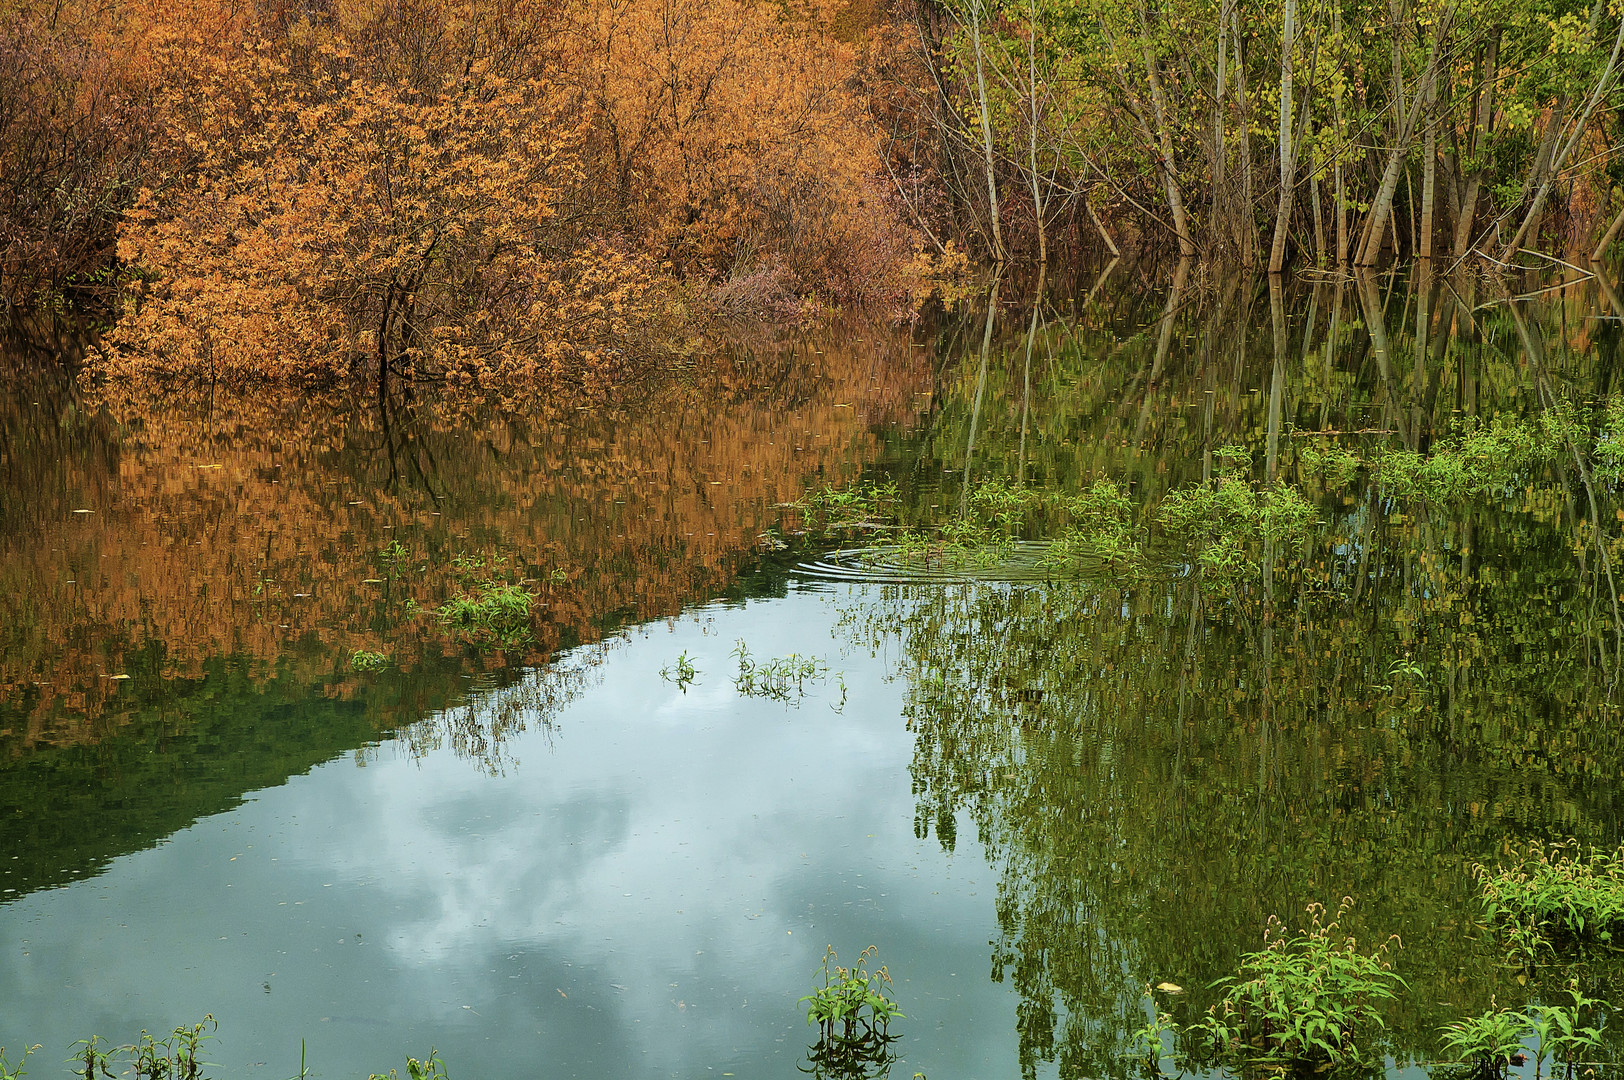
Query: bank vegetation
6,0,1624,382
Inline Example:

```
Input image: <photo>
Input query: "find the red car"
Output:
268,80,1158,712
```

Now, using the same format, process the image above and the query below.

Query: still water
5,263,1624,1078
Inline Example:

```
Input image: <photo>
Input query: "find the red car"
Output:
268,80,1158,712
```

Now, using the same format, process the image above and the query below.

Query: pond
5,262,1624,1080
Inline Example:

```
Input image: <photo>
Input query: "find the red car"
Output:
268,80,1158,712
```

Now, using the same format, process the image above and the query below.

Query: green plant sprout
801,946,904,1042
732,641,839,708
660,651,699,691
0,1045,36,1080
369,1050,449,1080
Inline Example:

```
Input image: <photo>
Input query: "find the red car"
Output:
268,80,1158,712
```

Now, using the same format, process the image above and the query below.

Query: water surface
6,265,1624,1078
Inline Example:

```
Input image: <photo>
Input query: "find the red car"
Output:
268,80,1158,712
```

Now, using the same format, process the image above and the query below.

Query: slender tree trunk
1333,0,1349,262
1234,9,1259,265
1268,0,1298,273
1214,0,1232,234
1311,142,1327,261
1453,28,1498,258
967,0,1006,263
1138,1,1196,256
1593,202,1624,261
1087,195,1122,256
1025,0,1047,266
1420,75,1437,258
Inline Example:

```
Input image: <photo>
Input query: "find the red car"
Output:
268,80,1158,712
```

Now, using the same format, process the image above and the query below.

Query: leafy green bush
1197,900,1403,1073
801,946,903,1041
1476,841,1624,947
436,582,535,650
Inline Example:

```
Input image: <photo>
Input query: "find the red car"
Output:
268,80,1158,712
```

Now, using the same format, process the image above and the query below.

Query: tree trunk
1453,29,1499,258
1234,9,1259,265
1268,0,1298,273
967,0,1005,263
1593,201,1624,261
1420,75,1437,258
1138,1,1197,256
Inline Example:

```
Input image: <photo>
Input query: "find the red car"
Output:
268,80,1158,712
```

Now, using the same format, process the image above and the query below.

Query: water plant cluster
787,400,1624,603
1128,846,1624,1080
0,1018,448,1080
1477,842,1624,953
800,946,904,1080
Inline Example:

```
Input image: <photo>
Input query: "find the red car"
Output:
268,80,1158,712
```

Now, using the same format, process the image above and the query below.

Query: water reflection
5,266,1624,1079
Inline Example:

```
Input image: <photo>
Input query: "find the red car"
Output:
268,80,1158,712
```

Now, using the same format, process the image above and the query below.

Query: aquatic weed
1475,840,1624,948
1198,899,1403,1073
732,641,837,707
436,582,534,650
801,946,904,1040
350,650,390,672
0,1045,36,1080
660,651,699,691
1435,1003,1529,1080
369,1050,449,1080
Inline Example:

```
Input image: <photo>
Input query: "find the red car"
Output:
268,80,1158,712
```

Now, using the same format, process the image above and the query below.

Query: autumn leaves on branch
5,0,933,386
8,0,1624,386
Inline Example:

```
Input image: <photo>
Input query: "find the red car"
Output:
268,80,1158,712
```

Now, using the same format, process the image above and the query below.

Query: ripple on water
793,541,1111,585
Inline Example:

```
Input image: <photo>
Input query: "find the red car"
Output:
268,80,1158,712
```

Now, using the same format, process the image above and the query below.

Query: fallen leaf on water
1155,982,1183,994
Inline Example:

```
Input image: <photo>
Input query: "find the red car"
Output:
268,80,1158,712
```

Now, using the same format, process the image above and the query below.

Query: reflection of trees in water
841,504,1624,1075
833,261,1624,1076
388,645,611,775
0,326,932,749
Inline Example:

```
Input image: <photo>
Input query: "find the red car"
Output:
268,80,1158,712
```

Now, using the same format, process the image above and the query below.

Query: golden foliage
99,22,680,387
2,329,933,749
570,0,921,308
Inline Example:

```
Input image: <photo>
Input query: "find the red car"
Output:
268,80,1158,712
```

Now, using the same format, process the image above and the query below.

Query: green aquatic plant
0,1045,35,1080
732,641,837,707
1198,900,1403,1073
1435,1003,1529,1080
100,1015,217,1080
1297,441,1364,486
1156,477,1316,588
801,945,904,1040
437,582,534,650
1525,986,1604,1080
1128,985,1182,1075
369,1050,449,1080
350,650,390,672
1476,841,1624,948
792,481,900,536
660,651,699,691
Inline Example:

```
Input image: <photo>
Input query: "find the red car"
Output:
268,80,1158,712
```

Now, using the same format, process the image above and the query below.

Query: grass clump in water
800,946,902,1078
1192,900,1403,1075
732,640,843,709
1434,988,1603,1080
437,581,535,651
1157,476,1316,587
1476,840,1624,949
350,649,390,672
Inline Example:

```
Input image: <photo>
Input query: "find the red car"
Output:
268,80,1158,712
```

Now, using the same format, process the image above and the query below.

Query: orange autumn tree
103,16,679,387
570,0,923,311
